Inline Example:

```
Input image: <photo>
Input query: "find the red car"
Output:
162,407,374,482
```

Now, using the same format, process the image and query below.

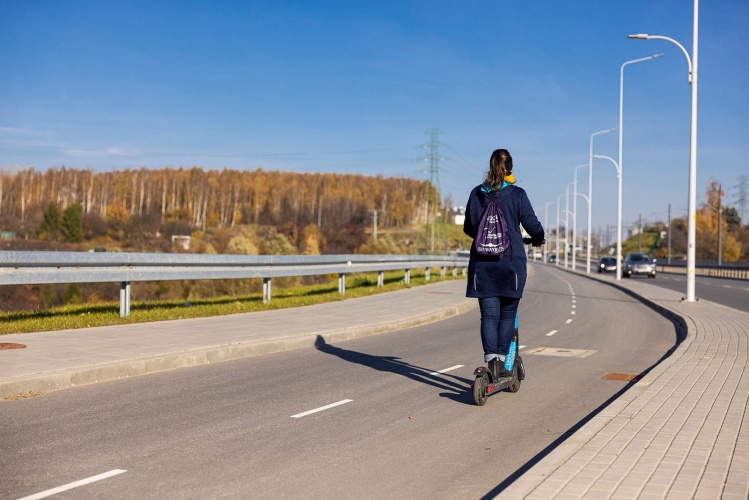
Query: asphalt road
1,264,679,499
595,270,749,313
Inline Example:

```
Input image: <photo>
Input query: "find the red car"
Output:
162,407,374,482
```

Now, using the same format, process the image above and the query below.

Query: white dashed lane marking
291,399,353,418
546,330,558,337
18,470,127,500
565,319,573,324
429,365,464,375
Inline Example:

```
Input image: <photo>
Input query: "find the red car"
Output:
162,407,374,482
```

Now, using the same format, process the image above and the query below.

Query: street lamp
572,163,588,271
617,52,663,278
593,154,622,280
588,129,615,273
574,192,590,259
565,182,574,268
544,201,554,262
629,0,699,301
556,194,565,266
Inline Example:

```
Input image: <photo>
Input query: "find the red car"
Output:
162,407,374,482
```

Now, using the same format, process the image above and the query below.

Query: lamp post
589,129,615,274
556,194,565,266
565,182,574,268
629,0,699,302
544,201,554,262
618,52,663,271
572,164,588,271
593,155,622,280
572,190,591,258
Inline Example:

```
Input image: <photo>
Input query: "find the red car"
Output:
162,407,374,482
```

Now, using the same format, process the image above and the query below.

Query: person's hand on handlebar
522,237,545,248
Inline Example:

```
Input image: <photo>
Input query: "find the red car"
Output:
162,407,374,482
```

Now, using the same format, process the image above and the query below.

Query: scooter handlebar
522,237,545,247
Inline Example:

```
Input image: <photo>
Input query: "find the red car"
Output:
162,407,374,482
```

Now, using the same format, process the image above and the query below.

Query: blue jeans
478,297,519,363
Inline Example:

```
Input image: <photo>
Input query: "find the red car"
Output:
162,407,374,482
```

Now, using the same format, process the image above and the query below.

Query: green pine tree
61,203,83,243
38,203,61,240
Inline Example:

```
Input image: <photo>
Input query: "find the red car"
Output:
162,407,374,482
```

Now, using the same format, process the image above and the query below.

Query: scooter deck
471,366,517,395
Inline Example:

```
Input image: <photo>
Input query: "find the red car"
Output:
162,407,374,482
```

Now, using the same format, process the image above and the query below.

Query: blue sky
2,1,747,234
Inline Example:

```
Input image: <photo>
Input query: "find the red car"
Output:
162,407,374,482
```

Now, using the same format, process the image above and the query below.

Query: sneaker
497,366,513,378
488,358,500,380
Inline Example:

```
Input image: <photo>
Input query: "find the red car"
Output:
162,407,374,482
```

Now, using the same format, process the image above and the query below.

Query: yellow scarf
505,173,516,184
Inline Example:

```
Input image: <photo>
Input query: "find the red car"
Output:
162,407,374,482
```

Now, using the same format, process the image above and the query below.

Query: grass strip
0,270,464,335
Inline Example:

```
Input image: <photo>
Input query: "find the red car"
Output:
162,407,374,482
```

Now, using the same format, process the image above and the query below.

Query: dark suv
597,257,617,273
623,253,656,278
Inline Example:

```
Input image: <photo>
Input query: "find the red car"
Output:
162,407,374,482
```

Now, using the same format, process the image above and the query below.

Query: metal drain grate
602,373,642,382
524,347,596,358
0,343,27,350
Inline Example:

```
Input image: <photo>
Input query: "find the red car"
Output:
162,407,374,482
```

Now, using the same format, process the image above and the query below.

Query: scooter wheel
508,365,521,393
473,373,489,406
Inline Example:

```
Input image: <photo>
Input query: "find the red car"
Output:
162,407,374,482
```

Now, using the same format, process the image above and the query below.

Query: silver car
623,253,656,278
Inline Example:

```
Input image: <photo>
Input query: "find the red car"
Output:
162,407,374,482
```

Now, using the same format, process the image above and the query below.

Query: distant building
171,235,191,250
452,206,466,225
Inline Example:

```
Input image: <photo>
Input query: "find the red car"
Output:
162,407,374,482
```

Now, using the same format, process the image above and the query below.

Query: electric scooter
471,237,540,406
471,311,525,406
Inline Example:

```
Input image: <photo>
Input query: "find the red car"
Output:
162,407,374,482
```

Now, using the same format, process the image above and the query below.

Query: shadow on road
314,335,474,404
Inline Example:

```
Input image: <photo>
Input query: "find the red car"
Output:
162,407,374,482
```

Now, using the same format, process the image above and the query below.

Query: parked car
548,254,557,263
597,257,617,273
623,252,656,278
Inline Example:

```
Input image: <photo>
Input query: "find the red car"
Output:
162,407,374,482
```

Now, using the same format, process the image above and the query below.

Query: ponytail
486,149,513,191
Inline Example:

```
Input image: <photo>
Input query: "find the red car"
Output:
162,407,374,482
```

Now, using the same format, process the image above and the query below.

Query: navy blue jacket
463,184,544,298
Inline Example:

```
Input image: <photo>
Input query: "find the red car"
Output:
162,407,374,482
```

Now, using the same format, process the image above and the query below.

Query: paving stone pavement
499,271,749,500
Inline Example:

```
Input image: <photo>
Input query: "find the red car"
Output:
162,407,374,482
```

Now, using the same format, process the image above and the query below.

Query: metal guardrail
0,252,469,317
657,265,749,280
538,255,749,281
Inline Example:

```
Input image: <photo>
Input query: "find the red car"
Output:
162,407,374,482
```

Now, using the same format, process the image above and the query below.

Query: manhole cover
524,347,597,358
603,373,642,382
0,343,27,350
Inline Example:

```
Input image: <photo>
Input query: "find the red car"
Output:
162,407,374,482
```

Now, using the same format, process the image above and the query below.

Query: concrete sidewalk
0,279,476,399
500,270,749,500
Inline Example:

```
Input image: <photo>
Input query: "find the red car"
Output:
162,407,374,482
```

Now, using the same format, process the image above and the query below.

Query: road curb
1,298,477,399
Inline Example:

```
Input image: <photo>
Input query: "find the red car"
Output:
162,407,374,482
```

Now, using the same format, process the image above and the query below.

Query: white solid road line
429,365,465,375
18,470,127,500
546,330,558,337
291,399,353,418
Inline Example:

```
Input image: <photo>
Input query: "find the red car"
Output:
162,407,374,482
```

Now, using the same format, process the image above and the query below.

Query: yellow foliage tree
696,179,741,261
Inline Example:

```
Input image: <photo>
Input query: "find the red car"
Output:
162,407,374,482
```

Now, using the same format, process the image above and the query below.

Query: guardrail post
462,267,467,277
452,266,457,277
119,281,131,318
440,266,446,278
405,269,410,284
263,278,272,304
377,271,384,288
425,268,430,282
338,273,346,294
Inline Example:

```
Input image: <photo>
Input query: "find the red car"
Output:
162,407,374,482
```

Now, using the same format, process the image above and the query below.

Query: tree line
0,166,437,242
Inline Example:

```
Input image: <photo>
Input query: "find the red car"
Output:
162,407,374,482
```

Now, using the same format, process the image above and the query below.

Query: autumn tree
696,179,741,261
